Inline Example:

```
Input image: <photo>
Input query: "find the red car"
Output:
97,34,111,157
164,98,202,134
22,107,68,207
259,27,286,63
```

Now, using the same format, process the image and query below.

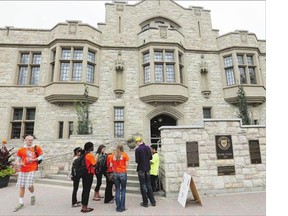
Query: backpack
95,153,107,174
34,145,42,164
72,153,88,178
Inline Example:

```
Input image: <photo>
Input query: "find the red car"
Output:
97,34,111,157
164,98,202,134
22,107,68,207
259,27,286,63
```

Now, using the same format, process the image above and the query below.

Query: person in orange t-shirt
14,135,43,212
111,143,129,212
104,145,115,204
80,142,96,213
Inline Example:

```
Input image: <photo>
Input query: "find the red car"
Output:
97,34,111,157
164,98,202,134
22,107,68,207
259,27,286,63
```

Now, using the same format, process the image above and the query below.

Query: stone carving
115,51,124,71
160,27,167,39
194,8,202,16
68,23,77,34
116,4,124,11
200,54,208,73
240,32,247,42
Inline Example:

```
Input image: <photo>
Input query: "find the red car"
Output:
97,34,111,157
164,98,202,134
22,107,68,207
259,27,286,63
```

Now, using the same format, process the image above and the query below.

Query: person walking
80,141,96,213
135,137,156,207
14,135,44,212
70,147,82,207
150,144,160,192
111,143,129,212
104,146,115,204
93,144,106,201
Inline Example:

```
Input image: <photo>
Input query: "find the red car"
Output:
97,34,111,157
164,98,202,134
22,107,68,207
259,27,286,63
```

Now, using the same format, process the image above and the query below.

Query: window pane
143,52,150,64
59,122,64,139
24,122,34,136
165,52,174,62
32,54,41,64
21,53,29,64
239,67,246,84
114,108,124,120
60,63,70,81
72,63,82,81
249,67,257,84
73,49,83,60
11,122,21,139
69,122,74,138
87,64,94,83
114,122,124,138
225,68,235,86
154,51,163,61
166,64,175,82
13,108,23,120
247,56,254,65
203,108,211,118
26,108,35,120
237,55,244,65
18,67,28,85
31,67,40,85
155,64,164,82
62,49,71,60
88,51,95,62
144,65,150,84
224,56,233,67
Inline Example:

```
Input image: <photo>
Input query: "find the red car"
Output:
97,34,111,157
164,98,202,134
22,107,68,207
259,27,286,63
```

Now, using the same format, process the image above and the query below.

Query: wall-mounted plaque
217,165,235,176
215,135,234,159
186,141,199,167
248,140,262,164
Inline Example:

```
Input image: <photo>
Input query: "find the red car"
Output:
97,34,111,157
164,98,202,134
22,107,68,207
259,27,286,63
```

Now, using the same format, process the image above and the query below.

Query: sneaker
31,196,36,205
140,202,148,207
152,202,156,206
13,203,24,212
72,203,81,207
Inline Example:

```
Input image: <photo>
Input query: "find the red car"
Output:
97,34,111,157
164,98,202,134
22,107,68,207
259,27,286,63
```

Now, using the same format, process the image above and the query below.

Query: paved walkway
0,182,265,216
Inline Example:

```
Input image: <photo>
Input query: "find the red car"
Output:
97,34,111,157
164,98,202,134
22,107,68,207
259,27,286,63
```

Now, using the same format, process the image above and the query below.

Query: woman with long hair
93,144,106,201
104,145,115,204
111,143,129,212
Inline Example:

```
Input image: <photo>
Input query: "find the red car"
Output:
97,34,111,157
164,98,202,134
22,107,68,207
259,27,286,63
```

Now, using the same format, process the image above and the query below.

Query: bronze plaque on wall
186,141,199,167
215,135,234,159
217,166,236,176
248,140,262,164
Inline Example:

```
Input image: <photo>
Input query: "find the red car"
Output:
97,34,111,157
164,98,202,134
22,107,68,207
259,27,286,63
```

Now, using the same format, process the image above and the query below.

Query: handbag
34,145,42,164
107,172,114,182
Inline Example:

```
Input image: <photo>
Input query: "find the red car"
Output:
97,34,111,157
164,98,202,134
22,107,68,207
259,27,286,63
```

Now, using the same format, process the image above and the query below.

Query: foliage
74,84,93,135
237,85,251,125
0,143,16,177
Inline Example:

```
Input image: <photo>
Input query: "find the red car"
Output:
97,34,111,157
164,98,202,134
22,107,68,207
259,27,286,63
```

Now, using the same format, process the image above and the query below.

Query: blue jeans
138,170,156,205
114,172,127,211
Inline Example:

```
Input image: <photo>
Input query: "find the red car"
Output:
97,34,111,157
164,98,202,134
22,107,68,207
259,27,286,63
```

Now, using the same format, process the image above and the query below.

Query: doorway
150,114,177,144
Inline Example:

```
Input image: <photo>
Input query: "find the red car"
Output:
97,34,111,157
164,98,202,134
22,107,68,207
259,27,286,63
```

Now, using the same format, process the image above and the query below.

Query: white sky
0,0,266,40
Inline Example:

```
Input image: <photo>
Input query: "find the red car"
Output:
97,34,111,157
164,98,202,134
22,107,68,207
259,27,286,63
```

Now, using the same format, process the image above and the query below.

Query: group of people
12,134,160,213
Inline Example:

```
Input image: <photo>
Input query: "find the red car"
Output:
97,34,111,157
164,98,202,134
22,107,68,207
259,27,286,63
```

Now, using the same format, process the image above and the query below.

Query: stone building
0,0,265,195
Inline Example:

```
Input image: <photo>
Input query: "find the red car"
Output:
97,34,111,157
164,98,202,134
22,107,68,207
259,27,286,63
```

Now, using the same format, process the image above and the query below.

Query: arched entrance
150,114,177,144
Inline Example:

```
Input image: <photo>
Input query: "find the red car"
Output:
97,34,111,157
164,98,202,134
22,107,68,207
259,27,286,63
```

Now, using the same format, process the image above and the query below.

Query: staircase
35,149,142,194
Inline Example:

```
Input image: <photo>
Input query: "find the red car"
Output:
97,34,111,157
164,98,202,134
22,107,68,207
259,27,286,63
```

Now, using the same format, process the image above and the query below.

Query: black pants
104,173,114,203
94,172,103,192
81,174,93,206
138,170,156,205
150,175,159,192
72,176,80,205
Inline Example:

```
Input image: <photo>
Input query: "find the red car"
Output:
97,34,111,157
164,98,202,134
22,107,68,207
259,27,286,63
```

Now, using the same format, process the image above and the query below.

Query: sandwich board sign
177,172,202,207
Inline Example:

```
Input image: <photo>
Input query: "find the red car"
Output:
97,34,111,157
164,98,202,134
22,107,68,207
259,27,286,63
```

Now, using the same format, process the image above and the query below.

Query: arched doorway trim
146,106,184,120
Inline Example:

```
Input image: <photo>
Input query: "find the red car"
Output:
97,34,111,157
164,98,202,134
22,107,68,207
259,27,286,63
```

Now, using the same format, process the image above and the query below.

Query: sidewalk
0,182,265,216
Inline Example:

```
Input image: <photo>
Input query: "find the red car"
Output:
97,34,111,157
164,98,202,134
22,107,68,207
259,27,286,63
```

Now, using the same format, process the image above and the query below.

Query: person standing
104,146,115,204
135,137,156,207
150,144,160,192
93,144,106,201
14,135,43,212
111,143,129,212
80,142,96,213
70,147,82,207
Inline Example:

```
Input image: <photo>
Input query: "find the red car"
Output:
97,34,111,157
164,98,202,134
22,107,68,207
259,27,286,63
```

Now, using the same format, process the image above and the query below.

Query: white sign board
177,172,192,208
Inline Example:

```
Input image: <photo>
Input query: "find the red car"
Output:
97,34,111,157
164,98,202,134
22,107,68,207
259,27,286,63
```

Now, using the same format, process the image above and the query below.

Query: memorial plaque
217,166,235,176
248,140,262,164
215,135,234,159
186,141,199,167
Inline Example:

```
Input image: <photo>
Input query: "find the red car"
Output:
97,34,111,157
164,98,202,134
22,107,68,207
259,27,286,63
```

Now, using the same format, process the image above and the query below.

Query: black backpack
72,153,88,178
95,153,107,174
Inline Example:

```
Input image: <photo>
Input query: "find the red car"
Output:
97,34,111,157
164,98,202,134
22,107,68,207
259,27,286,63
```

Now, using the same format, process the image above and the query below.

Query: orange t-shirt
85,153,96,174
112,152,129,173
17,145,43,172
106,154,113,172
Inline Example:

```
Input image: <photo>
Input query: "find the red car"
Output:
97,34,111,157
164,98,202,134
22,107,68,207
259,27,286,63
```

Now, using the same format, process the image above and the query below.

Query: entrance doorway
150,114,177,144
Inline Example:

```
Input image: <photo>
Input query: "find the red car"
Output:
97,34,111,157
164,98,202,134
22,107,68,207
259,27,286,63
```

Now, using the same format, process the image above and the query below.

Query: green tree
74,84,92,134
237,85,251,125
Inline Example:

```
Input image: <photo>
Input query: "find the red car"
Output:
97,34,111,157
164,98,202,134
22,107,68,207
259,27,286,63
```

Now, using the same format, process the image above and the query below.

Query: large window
11,107,36,139
18,52,41,85
52,47,96,83
203,107,212,118
224,55,235,86
114,107,124,138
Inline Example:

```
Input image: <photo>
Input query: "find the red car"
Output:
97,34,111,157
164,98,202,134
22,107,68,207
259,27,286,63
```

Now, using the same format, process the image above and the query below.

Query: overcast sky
0,0,266,40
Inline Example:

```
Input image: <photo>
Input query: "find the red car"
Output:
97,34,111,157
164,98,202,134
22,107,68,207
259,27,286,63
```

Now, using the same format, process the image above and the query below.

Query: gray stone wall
159,119,266,197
